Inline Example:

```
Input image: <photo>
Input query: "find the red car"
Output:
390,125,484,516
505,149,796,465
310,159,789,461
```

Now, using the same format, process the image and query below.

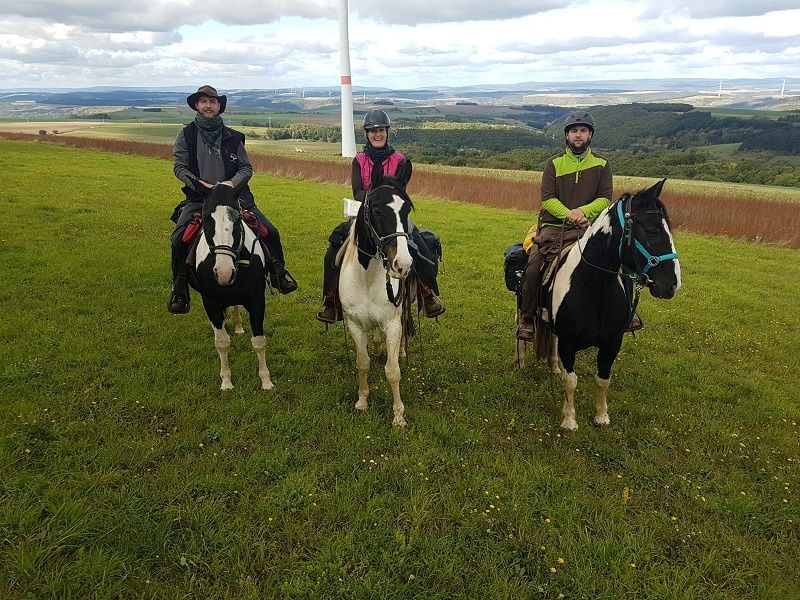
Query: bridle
360,183,412,306
616,195,678,287
203,199,258,268
573,194,678,325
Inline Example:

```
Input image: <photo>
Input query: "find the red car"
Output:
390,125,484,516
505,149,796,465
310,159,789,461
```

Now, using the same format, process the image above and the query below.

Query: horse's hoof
594,415,610,427
235,327,245,335
262,381,275,391
393,415,407,427
355,398,368,411
560,418,578,431
220,382,234,391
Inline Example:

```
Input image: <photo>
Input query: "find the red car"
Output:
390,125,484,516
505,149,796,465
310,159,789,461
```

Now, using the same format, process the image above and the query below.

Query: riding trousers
519,225,583,319
170,199,285,278
321,219,441,298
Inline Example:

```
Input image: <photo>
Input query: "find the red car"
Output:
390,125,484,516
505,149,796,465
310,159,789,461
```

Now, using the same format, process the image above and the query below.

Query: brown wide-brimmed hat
187,85,227,113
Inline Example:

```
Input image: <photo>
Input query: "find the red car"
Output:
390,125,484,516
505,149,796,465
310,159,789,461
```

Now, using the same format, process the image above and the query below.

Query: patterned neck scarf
364,142,395,162
194,113,224,155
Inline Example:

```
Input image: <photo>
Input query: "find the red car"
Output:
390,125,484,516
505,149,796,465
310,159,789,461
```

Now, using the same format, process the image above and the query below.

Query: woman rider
316,109,444,323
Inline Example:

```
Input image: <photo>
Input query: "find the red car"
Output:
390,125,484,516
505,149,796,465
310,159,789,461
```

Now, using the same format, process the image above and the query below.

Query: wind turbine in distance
339,0,356,157
780,78,787,98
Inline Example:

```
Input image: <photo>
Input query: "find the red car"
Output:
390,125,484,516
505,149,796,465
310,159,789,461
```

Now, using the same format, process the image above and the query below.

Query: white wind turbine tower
780,78,787,98
339,0,356,157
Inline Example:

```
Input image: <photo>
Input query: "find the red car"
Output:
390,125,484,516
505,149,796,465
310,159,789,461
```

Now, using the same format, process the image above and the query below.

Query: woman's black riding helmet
363,109,391,130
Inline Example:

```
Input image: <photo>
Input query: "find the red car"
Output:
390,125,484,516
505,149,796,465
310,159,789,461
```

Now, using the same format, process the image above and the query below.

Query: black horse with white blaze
542,179,681,430
191,183,274,390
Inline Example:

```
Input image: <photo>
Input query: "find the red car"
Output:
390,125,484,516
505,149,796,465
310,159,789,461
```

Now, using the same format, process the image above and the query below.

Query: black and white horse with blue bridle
541,179,680,430
192,183,274,391
338,160,415,427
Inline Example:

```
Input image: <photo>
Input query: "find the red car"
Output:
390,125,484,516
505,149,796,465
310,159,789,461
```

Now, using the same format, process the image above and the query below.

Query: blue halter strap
616,200,678,282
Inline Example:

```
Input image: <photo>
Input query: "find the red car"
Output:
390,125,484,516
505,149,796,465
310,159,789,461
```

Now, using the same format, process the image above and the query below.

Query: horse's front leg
246,293,273,390
561,371,578,431
383,321,405,427
213,326,234,390
251,335,274,391
347,324,370,411
559,347,578,431
594,375,611,426
594,336,622,427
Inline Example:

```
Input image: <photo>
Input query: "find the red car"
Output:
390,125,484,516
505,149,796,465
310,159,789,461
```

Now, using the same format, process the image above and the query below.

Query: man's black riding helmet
563,111,595,134
363,109,391,130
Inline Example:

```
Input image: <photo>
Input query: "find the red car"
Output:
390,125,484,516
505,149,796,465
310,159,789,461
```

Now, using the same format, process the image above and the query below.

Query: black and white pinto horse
339,160,415,427
192,183,274,391
543,179,680,430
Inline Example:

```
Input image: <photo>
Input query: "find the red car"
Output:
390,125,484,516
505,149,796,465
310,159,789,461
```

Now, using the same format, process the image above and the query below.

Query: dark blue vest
181,122,255,205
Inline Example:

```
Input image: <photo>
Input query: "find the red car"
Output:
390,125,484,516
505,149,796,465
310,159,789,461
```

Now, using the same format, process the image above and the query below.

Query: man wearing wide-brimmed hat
168,85,297,314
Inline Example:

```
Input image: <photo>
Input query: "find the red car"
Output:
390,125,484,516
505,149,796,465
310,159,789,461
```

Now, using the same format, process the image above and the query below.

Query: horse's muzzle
649,279,678,299
214,265,237,286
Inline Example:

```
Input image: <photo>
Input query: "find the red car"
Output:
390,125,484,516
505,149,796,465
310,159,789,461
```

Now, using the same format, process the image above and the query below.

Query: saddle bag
181,211,202,244
418,229,442,263
503,241,527,293
242,209,269,240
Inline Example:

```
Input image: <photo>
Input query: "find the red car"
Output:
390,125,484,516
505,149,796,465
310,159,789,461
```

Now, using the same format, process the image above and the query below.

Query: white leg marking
251,335,274,391
384,324,405,428
348,324,370,411
214,326,233,390
594,375,611,426
561,371,578,431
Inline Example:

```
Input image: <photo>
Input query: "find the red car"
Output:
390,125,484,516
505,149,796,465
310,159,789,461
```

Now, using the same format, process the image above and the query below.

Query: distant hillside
580,104,800,156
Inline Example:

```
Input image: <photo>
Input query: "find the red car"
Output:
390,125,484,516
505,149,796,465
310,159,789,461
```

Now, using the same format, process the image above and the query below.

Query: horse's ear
397,158,413,189
370,159,385,188
648,179,666,198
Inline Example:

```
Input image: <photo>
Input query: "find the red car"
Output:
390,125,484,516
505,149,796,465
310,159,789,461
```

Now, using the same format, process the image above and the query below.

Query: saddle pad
242,210,268,239
542,242,577,290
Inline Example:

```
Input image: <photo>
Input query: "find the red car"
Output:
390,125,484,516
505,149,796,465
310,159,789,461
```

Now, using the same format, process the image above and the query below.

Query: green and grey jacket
538,148,613,229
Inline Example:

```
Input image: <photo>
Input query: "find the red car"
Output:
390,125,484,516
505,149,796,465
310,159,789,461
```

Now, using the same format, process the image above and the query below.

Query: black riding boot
167,269,190,314
260,240,297,294
268,257,298,294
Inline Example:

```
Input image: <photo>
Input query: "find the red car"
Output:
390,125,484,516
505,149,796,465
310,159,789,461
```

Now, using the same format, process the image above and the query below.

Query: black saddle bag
503,241,527,293
417,229,442,263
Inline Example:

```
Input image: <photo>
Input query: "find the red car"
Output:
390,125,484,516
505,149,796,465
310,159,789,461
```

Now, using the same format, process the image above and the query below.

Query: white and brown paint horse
537,179,680,430
192,183,274,391
339,160,415,427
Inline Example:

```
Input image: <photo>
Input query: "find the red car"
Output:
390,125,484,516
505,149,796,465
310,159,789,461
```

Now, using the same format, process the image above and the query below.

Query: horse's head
200,183,244,286
356,159,414,279
617,179,681,299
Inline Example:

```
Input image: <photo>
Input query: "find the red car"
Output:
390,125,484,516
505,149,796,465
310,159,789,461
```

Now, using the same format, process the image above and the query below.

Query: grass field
1,140,799,599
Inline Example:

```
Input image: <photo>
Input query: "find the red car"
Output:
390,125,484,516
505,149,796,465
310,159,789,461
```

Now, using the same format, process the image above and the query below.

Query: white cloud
0,0,798,89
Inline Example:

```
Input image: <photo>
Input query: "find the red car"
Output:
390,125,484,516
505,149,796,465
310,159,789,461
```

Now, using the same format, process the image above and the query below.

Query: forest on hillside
235,102,800,186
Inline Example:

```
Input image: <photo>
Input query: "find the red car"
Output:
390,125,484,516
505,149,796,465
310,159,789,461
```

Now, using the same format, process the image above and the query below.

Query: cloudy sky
1,0,797,90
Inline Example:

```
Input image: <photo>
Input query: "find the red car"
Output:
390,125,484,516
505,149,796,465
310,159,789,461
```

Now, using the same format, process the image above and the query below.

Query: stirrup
625,313,644,332
316,304,341,324
516,321,535,342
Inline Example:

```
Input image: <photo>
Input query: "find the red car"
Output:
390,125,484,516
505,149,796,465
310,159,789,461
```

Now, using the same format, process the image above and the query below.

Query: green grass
1,139,799,599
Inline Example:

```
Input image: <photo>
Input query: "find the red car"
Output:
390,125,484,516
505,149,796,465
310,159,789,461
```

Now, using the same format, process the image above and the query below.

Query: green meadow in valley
0,140,798,599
